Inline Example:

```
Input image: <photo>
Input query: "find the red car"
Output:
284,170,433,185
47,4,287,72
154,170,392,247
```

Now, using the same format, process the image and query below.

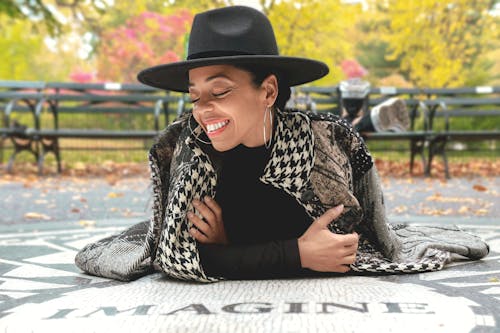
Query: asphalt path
1,175,498,225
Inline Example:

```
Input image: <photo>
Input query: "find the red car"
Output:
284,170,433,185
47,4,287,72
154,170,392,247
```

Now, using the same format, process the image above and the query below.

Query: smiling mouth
206,120,229,134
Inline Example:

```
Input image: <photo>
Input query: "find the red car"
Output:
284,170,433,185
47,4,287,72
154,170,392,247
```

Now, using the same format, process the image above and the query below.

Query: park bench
2,81,498,177
422,96,500,178
364,88,427,174
298,85,428,174
1,81,182,175
0,81,47,171
295,85,500,177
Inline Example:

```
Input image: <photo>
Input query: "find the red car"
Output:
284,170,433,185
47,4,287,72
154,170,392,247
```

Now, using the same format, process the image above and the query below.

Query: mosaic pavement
0,220,499,333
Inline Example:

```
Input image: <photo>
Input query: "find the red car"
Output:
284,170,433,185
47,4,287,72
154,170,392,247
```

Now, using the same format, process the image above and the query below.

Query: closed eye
213,90,231,98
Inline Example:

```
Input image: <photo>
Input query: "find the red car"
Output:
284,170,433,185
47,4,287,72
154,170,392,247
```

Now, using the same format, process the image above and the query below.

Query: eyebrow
188,72,232,87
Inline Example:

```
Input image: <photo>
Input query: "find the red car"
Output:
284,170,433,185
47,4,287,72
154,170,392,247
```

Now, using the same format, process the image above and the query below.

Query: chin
212,141,237,152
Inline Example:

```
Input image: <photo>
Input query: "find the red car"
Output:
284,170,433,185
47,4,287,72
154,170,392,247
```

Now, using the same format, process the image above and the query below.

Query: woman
75,6,488,283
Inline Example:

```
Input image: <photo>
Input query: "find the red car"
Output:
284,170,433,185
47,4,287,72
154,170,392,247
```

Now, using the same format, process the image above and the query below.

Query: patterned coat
75,110,489,282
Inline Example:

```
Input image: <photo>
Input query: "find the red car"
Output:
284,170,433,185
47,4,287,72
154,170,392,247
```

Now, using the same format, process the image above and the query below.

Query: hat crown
187,6,279,60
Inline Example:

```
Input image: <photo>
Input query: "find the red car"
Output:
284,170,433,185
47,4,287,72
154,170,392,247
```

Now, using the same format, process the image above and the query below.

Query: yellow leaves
107,192,124,198
419,207,454,216
458,206,470,214
78,220,96,227
425,193,476,204
382,0,494,87
268,0,359,84
475,209,489,216
393,205,408,213
73,162,86,171
24,212,51,220
423,191,492,216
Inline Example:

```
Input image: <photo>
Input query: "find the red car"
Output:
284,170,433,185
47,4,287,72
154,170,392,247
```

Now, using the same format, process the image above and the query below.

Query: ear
261,74,278,107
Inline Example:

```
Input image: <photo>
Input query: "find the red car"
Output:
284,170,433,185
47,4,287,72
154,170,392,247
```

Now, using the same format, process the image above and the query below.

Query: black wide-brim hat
137,6,329,92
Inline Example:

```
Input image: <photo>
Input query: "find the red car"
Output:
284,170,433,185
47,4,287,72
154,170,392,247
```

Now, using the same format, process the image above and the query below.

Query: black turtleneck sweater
198,144,313,279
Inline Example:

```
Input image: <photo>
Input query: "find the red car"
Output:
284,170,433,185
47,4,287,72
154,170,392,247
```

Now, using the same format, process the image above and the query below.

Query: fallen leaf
106,175,119,186
458,206,470,214
473,184,487,192
24,212,51,220
107,192,124,198
74,162,86,171
425,193,442,201
71,208,80,213
393,205,408,213
78,220,96,227
475,209,489,216
488,277,499,283
122,209,133,217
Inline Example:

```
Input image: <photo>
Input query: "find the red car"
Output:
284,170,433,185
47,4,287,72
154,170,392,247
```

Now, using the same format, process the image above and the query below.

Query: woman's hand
298,204,359,273
188,196,228,245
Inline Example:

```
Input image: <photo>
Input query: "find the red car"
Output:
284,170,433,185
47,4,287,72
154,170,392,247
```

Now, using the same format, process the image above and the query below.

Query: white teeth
206,120,228,133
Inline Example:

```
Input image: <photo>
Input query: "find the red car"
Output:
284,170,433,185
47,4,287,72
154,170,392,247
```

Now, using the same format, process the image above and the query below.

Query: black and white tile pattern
1,223,499,332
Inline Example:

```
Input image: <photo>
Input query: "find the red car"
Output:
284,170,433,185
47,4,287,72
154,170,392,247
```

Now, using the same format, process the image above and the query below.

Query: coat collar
184,110,314,189
260,110,315,197
185,109,315,195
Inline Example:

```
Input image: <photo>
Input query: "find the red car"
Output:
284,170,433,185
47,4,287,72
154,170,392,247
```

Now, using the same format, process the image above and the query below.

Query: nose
192,97,214,118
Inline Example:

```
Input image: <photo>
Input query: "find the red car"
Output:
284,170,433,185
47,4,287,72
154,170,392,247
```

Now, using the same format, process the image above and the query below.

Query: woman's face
188,65,276,152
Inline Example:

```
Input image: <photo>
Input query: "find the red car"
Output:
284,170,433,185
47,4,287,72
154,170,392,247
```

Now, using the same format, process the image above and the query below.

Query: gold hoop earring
188,113,212,145
263,105,273,149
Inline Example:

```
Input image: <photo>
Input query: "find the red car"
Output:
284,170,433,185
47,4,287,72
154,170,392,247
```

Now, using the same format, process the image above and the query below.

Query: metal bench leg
6,150,18,173
38,152,45,176
425,140,435,177
419,143,427,174
409,149,415,175
40,138,62,174
6,138,38,173
442,151,450,179
54,142,62,173
409,139,426,175
0,136,4,164
435,140,450,179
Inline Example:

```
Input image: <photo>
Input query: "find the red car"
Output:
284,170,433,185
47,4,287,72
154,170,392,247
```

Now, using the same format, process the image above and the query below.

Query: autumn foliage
97,10,193,83
375,159,500,179
2,159,498,181
340,59,368,79
379,0,497,87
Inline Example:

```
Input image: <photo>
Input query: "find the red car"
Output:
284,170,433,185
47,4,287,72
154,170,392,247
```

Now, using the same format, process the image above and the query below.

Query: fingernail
193,200,199,206
335,204,344,212
204,196,211,202
187,212,194,218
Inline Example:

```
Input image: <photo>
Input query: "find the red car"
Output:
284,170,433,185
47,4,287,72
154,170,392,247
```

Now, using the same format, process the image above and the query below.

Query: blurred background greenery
1,0,499,88
1,0,499,174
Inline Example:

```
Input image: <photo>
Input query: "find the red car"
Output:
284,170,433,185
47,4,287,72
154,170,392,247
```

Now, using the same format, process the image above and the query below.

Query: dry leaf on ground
473,184,488,192
107,192,124,198
78,220,96,227
24,212,51,220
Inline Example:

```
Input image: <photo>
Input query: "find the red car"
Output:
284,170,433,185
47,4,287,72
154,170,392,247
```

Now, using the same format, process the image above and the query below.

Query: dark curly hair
233,63,291,111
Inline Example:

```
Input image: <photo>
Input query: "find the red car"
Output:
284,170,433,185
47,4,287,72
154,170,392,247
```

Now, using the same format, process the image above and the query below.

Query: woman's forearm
198,239,302,279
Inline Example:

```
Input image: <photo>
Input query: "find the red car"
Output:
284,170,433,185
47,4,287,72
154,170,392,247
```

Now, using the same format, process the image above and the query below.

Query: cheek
232,106,262,132
192,109,203,126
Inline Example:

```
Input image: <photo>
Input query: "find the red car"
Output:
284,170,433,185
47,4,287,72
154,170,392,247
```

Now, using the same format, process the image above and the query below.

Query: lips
205,120,229,136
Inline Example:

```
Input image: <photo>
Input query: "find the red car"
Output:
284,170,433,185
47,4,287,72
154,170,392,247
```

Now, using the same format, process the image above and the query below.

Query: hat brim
137,55,329,92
